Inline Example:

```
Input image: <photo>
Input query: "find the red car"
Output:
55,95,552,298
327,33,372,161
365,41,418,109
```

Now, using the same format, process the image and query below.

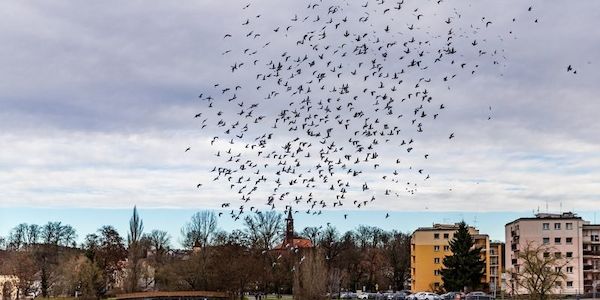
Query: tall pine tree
440,221,485,292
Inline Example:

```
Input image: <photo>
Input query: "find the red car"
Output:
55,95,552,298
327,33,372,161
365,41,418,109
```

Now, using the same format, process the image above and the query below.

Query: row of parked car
337,290,494,300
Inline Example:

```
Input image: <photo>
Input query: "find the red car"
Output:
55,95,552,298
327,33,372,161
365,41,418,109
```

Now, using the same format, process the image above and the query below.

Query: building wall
505,214,585,295
0,275,18,300
411,225,491,292
489,242,504,293
582,225,600,295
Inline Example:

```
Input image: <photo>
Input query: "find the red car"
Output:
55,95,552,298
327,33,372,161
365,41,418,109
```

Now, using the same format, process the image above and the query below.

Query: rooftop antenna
546,200,549,213
560,202,563,213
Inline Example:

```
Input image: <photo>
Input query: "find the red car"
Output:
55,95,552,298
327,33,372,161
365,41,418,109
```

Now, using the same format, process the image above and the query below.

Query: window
555,267,562,272
567,281,573,288
543,252,550,258
434,270,441,276
555,281,562,288
444,245,450,251
566,223,573,230
543,237,550,244
434,233,440,239
567,266,574,273
434,282,440,288
434,245,440,252
554,223,561,230
566,237,573,244
444,233,449,239
555,237,561,244
566,252,573,258
543,223,550,230
555,252,562,258
434,258,440,264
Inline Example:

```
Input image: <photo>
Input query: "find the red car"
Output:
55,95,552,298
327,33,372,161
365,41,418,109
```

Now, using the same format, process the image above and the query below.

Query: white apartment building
505,212,586,295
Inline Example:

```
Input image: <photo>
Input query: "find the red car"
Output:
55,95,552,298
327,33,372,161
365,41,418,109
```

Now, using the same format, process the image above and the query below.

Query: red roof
274,238,313,250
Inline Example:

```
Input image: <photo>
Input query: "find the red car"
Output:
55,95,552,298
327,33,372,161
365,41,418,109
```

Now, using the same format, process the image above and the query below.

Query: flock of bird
188,0,541,222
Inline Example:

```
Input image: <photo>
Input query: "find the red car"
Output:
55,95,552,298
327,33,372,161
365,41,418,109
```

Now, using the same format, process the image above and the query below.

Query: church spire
285,207,294,243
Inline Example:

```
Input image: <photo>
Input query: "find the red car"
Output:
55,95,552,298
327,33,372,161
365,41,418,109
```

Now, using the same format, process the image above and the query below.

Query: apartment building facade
505,212,586,295
411,223,495,292
582,224,600,294
489,241,505,294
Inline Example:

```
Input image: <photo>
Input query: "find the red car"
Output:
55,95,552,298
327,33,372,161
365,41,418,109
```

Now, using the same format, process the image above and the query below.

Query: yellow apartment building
489,241,504,294
411,223,496,292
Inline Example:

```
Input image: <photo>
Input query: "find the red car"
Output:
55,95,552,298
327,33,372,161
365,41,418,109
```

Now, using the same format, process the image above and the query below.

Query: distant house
274,208,313,251
0,275,18,300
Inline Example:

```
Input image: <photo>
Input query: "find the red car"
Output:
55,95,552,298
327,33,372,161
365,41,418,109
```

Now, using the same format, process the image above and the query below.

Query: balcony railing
583,250,600,256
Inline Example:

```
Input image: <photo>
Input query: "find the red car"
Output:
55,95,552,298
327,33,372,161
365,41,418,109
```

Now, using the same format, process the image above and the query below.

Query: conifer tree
440,221,485,292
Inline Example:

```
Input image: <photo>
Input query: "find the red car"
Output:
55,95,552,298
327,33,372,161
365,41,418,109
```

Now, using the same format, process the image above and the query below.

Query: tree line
0,208,411,299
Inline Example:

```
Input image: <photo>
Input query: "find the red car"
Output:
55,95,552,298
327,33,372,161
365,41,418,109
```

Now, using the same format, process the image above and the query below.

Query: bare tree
25,224,41,246
145,230,170,258
181,211,218,249
35,222,77,297
7,223,27,250
85,225,127,295
302,226,322,245
385,231,411,291
511,242,569,300
8,251,37,299
41,222,76,246
293,249,327,300
244,211,283,250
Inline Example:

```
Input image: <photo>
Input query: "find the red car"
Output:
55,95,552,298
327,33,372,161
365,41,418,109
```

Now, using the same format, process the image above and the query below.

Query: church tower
285,207,294,243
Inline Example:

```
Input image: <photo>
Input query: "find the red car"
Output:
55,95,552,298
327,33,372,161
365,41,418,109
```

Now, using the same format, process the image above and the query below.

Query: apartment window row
542,237,573,245
543,222,573,230
434,269,441,276
543,252,573,258
433,245,450,252
433,233,452,239
555,281,574,288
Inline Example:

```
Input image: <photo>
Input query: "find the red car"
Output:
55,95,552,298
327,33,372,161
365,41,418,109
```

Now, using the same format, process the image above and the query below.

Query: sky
1,1,599,247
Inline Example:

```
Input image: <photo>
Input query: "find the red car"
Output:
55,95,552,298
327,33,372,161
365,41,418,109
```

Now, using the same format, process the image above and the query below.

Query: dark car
465,291,493,300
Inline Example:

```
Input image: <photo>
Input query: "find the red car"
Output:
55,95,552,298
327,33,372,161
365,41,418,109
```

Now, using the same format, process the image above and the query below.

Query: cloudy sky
1,0,599,243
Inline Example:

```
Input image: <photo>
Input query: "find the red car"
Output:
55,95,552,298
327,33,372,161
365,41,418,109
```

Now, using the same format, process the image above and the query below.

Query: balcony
583,265,600,272
583,250,600,256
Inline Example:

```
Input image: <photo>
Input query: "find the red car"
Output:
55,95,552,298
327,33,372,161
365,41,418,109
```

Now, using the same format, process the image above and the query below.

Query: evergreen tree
440,222,485,292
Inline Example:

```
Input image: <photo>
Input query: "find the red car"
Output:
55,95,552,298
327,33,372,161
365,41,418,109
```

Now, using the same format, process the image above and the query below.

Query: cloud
0,0,599,213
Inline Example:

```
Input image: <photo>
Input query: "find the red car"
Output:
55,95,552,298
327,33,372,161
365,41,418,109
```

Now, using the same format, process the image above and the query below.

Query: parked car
407,292,426,300
416,292,442,300
465,291,493,300
384,291,408,300
441,292,464,300
358,293,370,299
340,292,357,299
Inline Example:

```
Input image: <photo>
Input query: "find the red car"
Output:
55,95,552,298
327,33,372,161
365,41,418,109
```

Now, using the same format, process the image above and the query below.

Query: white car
416,292,442,300
357,293,370,299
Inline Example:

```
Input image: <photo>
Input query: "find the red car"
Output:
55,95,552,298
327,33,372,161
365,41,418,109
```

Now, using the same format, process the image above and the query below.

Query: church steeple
285,207,294,243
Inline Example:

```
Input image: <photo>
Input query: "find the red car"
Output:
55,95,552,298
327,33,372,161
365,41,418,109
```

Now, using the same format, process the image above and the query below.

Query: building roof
583,224,600,229
274,237,313,250
505,212,583,226
414,223,476,232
